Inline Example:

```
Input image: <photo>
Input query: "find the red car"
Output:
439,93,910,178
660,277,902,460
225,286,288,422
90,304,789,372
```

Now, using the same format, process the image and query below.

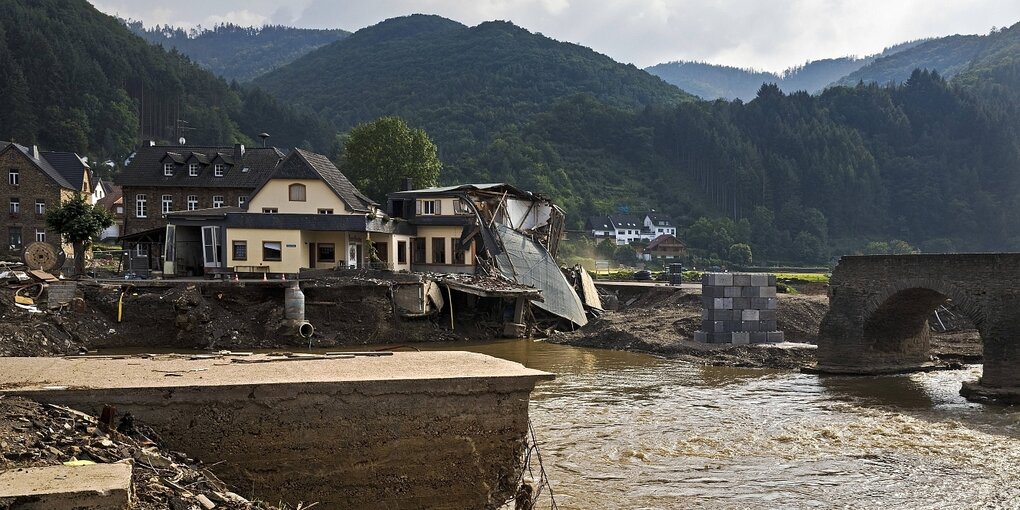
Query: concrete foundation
0,353,553,509
0,463,133,510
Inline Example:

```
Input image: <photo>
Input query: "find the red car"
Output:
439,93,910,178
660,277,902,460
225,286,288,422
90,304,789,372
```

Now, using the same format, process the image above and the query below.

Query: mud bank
0,279,486,356
548,286,980,369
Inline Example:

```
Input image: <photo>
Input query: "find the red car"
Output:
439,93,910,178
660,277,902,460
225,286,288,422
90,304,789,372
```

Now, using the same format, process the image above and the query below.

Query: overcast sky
90,0,1020,72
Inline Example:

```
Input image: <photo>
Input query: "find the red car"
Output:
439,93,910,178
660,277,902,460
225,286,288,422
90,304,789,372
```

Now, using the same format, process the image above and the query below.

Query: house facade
117,142,285,237
642,234,687,261
0,142,91,260
164,148,414,276
586,212,677,245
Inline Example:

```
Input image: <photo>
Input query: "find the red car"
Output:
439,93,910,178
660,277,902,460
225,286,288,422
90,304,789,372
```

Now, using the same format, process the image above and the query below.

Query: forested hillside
646,41,924,100
126,22,349,82
0,0,333,174
255,15,693,161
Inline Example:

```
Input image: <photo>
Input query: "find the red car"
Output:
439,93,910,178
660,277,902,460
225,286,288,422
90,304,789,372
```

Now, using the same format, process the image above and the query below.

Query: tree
340,116,442,202
45,194,113,276
728,243,753,265
612,245,638,266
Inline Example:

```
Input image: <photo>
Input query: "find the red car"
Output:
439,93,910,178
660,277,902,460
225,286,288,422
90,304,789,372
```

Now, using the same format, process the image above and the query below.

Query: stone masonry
694,272,783,344
817,254,1020,398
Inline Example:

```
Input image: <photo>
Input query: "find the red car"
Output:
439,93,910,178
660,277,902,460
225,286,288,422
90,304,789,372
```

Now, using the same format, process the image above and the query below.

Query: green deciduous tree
340,116,442,202
45,194,113,276
728,243,753,265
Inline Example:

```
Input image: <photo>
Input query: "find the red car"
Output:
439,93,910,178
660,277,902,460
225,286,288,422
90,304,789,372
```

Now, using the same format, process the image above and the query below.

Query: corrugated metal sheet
493,224,587,327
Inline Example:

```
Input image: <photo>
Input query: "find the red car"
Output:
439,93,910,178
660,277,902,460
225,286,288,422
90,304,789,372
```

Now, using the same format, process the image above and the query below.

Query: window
413,238,426,264
214,164,225,177
135,244,146,257
34,229,45,243
452,238,467,264
317,208,334,214
189,163,199,176
115,205,123,214
397,240,407,264
135,194,146,218
317,243,335,262
455,199,472,215
164,163,173,176
35,200,44,215
262,241,282,261
9,198,19,214
187,195,198,211
232,240,247,261
161,195,173,214
288,183,306,201
374,242,388,263
238,196,247,208
262,208,278,214
419,199,438,215
432,237,446,264
8,228,22,250
8,169,19,185
212,195,224,208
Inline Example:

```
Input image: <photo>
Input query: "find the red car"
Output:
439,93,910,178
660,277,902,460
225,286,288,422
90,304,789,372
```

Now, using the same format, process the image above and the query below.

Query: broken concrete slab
0,462,133,510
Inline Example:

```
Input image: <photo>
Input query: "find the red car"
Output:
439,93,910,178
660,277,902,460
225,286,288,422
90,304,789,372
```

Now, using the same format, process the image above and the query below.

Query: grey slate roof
0,143,76,190
611,214,642,229
586,215,612,230
40,151,90,190
117,144,285,189
249,148,377,213
388,183,536,200
644,213,675,227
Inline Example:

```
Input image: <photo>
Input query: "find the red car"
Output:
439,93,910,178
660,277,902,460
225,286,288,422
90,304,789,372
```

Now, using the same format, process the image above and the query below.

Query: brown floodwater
404,339,1020,509
104,340,1020,508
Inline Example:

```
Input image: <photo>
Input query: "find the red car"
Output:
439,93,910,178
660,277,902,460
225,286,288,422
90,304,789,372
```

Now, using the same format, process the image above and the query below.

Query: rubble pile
0,396,283,509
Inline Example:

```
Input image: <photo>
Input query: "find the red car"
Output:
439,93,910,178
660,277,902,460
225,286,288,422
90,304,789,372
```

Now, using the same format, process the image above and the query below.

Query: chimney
400,177,414,191
234,143,245,160
31,145,40,159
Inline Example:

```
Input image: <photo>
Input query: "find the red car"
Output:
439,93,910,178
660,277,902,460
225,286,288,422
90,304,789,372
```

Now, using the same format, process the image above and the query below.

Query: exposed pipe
447,284,455,330
284,283,314,338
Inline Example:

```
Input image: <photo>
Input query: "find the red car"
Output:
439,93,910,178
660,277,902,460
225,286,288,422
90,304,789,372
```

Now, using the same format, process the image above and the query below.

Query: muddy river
415,339,1020,509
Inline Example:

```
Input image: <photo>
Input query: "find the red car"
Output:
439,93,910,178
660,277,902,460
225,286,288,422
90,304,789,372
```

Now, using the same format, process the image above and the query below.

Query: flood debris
0,396,287,509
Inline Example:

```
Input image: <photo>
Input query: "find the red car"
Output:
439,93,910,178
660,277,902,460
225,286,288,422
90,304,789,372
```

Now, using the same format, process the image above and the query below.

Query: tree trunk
73,241,85,277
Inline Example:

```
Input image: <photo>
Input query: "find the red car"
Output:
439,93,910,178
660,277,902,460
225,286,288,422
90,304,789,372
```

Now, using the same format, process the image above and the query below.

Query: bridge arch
858,278,985,366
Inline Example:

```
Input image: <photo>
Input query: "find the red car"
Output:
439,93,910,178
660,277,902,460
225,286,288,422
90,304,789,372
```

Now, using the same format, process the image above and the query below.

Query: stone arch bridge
817,254,1020,402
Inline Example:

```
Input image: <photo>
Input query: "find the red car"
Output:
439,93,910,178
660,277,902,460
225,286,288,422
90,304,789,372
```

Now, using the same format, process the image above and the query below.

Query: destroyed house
163,149,414,277
0,142,92,259
387,183,585,327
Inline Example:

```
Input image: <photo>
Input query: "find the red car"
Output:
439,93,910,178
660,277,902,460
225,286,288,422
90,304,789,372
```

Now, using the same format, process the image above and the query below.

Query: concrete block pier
695,272,783,344
0,352,553,509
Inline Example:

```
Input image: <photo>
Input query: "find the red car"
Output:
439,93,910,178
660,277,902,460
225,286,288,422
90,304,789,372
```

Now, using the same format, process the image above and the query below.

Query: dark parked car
634,270,652,281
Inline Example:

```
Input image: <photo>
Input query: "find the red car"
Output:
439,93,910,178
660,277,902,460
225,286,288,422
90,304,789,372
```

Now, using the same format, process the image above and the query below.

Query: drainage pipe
284,283,314,338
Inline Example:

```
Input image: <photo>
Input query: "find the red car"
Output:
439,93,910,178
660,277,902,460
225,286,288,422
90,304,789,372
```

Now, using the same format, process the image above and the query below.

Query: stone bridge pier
817,254,1020,402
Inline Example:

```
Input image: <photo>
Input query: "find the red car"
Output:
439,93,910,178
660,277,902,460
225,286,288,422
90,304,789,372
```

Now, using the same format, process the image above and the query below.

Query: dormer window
289,183,306,202
163,163,173,176
214,164,225,177
189,163,199,177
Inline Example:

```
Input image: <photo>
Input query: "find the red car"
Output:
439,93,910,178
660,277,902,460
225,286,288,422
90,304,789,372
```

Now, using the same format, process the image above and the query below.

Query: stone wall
0,148,66,259
695,272,783,344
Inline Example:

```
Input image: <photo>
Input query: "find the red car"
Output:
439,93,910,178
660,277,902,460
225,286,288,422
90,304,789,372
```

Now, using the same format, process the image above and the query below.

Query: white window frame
161,194,173,214
189,163,199,177
187,195,198,211
212,195,224,208
238,196,247,208
317,208,334,214
135,194,147,218
8,169,19,185
34,229,45,243
35,200,44,215
163,163,173,176
420,199,438,215
214,164,225,177
262,208,278,214
9,198,19,214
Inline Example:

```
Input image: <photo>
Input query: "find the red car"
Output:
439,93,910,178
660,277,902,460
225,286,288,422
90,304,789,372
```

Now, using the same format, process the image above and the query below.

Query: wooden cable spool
22,241,66,272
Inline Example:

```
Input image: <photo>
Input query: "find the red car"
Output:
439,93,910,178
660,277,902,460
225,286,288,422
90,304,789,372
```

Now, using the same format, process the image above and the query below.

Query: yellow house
165,148,413,276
